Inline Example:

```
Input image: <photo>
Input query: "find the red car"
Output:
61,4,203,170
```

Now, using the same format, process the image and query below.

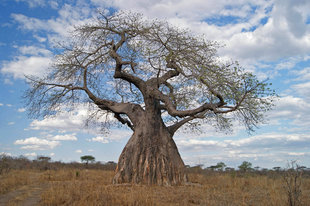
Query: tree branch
114,113,134,131
167,116,195,135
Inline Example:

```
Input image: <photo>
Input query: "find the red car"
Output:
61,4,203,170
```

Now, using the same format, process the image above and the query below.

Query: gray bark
113,98,186,185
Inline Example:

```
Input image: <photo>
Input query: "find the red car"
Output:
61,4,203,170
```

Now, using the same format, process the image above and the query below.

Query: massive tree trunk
113,98,187,185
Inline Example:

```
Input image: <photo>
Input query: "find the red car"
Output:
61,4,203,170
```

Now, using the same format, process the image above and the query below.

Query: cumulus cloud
14,133,77,151
18,108,26,113
87,129,132,143
75,149,82,153
48,134,78,141
177,132,310,167
24,152,37,157
0,152,12,156
1,51,52,79
178,133,310,152
15,0,46,8
14,137,60,150
14,0,59,9
292,82,310,99
0,103,3,106
11,3,94,43
94,0,310,64
94,0,269,20
28,103,119,136
88,136,109,144
267,95,310,130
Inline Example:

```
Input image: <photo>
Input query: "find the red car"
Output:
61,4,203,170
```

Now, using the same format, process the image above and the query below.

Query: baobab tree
25,12,275,185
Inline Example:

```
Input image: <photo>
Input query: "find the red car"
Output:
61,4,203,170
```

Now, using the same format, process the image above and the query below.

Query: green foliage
208,162,227,171
238,161,252,172
80,155,95,164
37,156,51,162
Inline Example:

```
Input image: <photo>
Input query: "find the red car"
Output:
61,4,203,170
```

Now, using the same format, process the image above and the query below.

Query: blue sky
1,0,310,169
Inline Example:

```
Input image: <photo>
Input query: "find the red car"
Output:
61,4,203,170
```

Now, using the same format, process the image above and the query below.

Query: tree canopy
80,155,95,164
25,11,275,135
238,161,253,172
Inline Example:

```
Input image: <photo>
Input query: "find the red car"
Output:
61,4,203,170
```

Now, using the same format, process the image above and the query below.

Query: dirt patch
0,183,48,206
0,173,48,206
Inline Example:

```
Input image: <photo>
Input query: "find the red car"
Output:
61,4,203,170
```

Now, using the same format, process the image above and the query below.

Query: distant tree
37,156,51,162
80,155,95,165
238,161,252,172
208,162,226,171
216,162,226,171
225,167,235,172
36,156,51,170
24,11,276,185
254,166,260,171
273,166,281,172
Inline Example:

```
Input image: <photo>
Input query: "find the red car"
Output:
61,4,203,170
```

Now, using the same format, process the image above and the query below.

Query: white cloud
0,152,12,156
292,67,310,82
288,152,305,156
178,132,310,167
75,149,82,153
4,78,13,85
94,0,269,21
18,108,26,113
15,0,46,8
1,56,51,79
29,103,117,135
88,136,109,144
24,152,37,157
87,129,132,143
29,107,88,132
8,122,15,125
14,137,60,150
14,0,58,9
50,152,55,156
267,95,310,130
0,103,3,106
19,46,52,56
6,104,12,107
49,134,78,141
93,0,310,64
292,82,310,99
11,4,94,43
178,132,310,156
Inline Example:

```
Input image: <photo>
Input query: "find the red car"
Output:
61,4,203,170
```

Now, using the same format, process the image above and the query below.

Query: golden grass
39,170,310,206
0,170,33,194
1,169,310,205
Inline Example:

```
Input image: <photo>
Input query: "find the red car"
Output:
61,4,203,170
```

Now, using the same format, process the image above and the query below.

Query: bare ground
0,173,47,206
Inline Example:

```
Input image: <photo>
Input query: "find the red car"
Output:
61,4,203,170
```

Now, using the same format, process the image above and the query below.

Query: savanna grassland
1,156,310,206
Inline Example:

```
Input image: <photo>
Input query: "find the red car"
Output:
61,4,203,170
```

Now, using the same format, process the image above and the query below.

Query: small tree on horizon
80,155,95,165
238,161,253,172
36,156,51,162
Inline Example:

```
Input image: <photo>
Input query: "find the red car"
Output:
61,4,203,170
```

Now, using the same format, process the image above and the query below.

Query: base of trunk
113,126,187,185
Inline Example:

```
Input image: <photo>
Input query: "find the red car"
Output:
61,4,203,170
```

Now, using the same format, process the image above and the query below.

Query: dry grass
1,169,310,205
38,170,310,206
0,170,34,194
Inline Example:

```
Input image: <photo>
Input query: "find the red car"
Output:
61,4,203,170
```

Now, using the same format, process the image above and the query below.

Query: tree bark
113,98,187,185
